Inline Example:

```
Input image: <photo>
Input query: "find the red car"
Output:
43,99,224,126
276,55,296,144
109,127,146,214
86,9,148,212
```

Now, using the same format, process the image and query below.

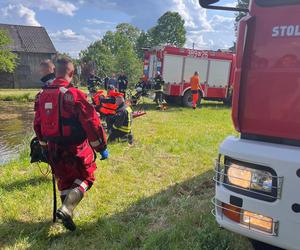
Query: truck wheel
183,90,193,107
197,92,202,106
250,240,283,250
164,95,173,104
223,95,232,106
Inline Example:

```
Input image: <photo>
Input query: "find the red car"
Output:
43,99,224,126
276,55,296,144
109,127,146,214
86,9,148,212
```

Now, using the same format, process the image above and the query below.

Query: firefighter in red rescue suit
33,58,108,231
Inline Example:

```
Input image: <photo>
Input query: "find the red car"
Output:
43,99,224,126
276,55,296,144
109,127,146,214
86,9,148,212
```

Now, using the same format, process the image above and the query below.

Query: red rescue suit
34,78,107,193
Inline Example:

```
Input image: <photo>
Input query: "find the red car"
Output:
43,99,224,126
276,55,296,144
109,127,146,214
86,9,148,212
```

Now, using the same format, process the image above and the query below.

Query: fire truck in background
143,46,235,106
200,0,300,249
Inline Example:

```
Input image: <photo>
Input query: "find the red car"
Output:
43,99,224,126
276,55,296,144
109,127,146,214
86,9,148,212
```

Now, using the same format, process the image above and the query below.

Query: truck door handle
292,203,300,213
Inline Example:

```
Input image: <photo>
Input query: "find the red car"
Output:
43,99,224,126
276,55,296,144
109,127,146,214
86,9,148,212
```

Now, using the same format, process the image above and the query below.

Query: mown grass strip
0,89,39,102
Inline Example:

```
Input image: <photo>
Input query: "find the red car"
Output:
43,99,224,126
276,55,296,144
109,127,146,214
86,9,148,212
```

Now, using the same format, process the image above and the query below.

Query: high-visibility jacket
34,77,107,151
190,75,201,91
99,91,124,115
92,90,105,106
100,99,117,115
112,104,132,133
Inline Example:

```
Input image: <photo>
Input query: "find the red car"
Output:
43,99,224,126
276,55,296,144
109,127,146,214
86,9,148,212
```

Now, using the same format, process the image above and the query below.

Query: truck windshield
256,0,300,7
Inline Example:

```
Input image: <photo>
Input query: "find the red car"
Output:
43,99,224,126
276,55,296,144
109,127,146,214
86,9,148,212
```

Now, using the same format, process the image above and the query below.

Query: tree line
79,11,186,84
0,1,251,81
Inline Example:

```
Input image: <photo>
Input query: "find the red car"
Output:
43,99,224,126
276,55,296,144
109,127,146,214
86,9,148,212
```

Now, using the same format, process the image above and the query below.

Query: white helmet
136,87,143,92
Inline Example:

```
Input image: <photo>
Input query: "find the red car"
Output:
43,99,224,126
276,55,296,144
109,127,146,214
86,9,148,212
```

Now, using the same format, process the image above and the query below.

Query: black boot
56,188,83,231
128,133,134,145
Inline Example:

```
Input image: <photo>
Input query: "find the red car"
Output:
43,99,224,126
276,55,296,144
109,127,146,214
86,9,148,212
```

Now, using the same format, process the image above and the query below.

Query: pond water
0,102,34,165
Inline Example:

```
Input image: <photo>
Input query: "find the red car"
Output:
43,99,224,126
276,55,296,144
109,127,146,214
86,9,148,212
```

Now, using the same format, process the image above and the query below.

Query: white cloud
171,0,213,31
1,4,40,26
36,0,77,16
224,1,238,7
50,29,88,42
86,18,115,25
82,27,107,40
50,29,91,58
170,0,235,50
210,15,234,31
2,0,77,16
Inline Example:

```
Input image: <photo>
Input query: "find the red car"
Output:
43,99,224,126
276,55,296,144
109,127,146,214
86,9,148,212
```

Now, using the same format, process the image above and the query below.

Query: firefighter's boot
56,188,83,231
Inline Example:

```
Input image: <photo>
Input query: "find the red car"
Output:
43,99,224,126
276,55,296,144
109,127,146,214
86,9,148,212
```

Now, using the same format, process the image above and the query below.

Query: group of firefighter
32,58,202,232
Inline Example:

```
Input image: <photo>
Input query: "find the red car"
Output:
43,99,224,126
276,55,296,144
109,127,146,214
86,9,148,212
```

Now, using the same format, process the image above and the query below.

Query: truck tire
183,90,192,107
223,95,232,107
183,90,202,107
250,240,284,250
164,95,173,104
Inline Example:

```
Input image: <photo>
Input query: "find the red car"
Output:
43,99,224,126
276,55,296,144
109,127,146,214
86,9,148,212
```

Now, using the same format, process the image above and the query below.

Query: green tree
150,11,186,47
102,31,117,55
80,31,142,85
235,0,250,30
116,23,140,46
114,32,142,84
0,29,17,73
80,40,115,79
136,31,152,59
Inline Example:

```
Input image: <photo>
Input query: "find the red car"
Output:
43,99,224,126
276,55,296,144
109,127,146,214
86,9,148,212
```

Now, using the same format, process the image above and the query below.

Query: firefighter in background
104,75,109,90
34,58,108,231
107,84,117,96
35,60,56,111
108,73,118,89
39,59,55,87
108,95,133,144
87,69,102,93
153,72,165,105
190,71,202,109
98,85,122,131
117,71,128,98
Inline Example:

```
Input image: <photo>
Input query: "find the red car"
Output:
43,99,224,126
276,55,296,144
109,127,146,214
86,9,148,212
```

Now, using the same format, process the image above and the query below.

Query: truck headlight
226,161,274,194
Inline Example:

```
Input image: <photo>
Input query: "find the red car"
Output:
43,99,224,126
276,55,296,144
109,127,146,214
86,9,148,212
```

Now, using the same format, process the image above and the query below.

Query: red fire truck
143,46,235,106
200,0,300,249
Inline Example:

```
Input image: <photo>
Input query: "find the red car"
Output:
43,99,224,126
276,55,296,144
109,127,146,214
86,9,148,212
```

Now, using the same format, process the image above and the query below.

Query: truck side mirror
199,0,219,7
199,0,249,12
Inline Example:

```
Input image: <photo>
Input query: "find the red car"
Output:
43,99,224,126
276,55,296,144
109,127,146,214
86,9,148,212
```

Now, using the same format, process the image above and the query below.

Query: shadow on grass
0,176,50,192
201,102,231,109
0,170,251,249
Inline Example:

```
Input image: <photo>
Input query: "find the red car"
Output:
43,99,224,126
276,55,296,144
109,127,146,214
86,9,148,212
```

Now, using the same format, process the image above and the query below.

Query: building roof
0,24,57,54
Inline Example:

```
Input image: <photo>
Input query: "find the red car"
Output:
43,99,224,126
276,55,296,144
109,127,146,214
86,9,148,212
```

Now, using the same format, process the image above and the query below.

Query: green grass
0,102,253,250
0,89,39,102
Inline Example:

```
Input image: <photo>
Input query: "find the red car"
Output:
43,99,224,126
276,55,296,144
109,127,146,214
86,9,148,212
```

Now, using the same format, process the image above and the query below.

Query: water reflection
0,102,34,165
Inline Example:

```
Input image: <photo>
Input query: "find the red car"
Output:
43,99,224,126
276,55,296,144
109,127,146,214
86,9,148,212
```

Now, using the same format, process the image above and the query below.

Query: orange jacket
100,102,117,115
92,90,105,106
190,75,201,91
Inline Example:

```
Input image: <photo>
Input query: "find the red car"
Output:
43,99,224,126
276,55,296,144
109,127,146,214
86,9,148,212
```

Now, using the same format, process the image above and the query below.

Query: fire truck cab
200,0,300,249
144,46,235,106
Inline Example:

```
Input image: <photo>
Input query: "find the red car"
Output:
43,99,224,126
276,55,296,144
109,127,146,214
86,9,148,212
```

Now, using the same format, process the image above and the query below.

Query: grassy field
0,89,39,102
0,101,253,250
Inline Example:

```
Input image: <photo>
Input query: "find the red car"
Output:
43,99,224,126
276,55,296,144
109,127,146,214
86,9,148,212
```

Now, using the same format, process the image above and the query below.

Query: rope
37,162,51,176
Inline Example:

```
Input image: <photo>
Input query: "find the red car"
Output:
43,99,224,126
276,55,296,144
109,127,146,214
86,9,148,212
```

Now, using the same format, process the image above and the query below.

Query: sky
0,0,238,58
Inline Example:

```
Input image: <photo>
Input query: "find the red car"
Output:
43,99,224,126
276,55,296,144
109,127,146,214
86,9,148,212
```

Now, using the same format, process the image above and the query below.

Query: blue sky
0,0,237,58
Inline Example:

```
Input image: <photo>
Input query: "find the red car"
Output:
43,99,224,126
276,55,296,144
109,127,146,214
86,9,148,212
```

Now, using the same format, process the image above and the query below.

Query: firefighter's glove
100,149,109,160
